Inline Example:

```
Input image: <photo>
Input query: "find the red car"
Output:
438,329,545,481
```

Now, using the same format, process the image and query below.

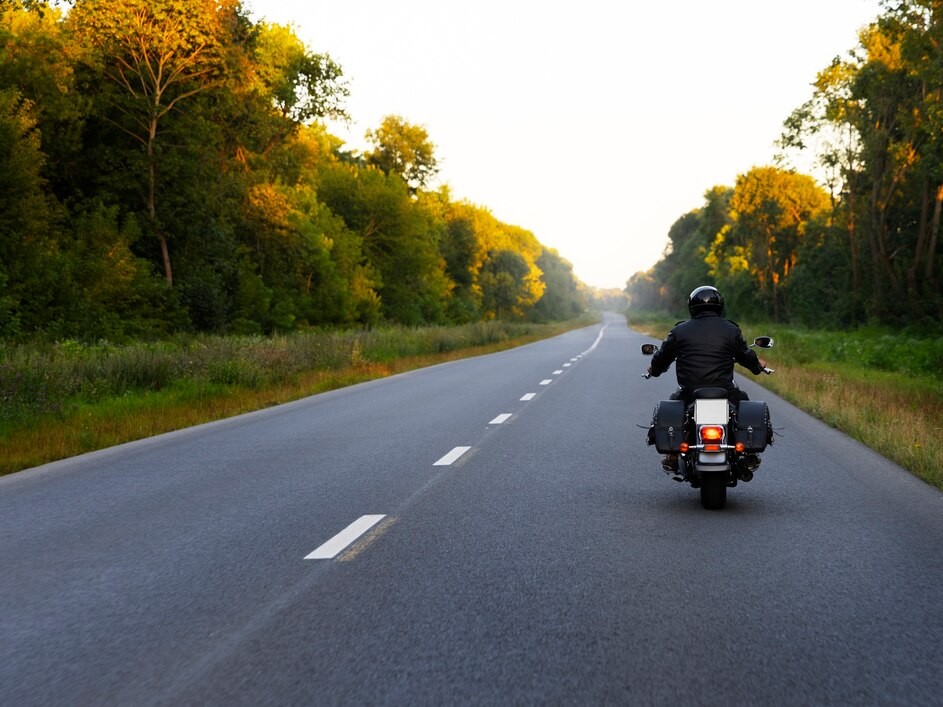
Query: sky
245,0,883,290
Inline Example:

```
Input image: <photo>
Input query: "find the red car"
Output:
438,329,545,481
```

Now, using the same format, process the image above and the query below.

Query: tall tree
0,88,55,334
780,54,867,320
480,249,531,320
531,247,584,321
316,158,450,324
708,166,829,320
365,114,438,194
67,0,239,286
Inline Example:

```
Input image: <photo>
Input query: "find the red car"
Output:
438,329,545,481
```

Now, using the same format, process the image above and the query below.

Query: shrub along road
2,313,941,704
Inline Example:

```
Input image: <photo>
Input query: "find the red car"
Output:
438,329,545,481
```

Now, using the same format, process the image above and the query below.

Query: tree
0,87,61,335
316,158,450,324
68,0,239,286
779,54,867,321
0,1,84,191
781,3,943,321
365,114,438,193
531,247,584,321
708,166,829,320
253,22,347,129
480,249,531,319
890,0,943,305
440,214,482,321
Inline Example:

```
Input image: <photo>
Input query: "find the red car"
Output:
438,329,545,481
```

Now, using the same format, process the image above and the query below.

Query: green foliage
254,22,348,125
708,167,830,321
0,0,585,343
480,249,531,320
440,215,483,322
0,321,577,424
365,114,438,193
756,323,943,379
0,86,64,335
630,1,943,331
531,248,586,321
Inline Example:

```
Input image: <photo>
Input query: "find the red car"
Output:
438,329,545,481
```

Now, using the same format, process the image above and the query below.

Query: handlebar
642,368,774,379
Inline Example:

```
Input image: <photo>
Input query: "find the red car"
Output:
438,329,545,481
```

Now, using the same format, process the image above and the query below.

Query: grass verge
0,317,596,476
629,314,943,490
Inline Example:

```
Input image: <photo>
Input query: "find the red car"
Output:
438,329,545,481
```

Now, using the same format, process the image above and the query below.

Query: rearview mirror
640,343,658,355
753,336,774,349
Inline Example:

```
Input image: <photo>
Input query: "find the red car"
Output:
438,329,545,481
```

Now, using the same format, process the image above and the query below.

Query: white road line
579,324,608,356
570,358,578,362
489,413,512,424
305,515,386,560
553,369,564,375
434,446,472,466
563,363,571,367
521,393,536,401
539,379,552,386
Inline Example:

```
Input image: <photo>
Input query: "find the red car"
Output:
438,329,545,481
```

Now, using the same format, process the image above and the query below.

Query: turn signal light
735,442,745,452
679,442,689,453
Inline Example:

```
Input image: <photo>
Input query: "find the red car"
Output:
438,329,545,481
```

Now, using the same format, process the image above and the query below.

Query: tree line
627,0,943,331
0,0,587,341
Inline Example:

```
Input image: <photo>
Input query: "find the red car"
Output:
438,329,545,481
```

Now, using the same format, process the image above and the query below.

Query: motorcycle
640,337,775,510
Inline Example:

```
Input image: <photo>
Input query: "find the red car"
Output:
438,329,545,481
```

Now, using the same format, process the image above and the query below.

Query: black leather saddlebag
649,400,686,453
735,401,771,452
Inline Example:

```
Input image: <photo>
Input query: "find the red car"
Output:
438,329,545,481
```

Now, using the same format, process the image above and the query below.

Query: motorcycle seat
691,387,730,399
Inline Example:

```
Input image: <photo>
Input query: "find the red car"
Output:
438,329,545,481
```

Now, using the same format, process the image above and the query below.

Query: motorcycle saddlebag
735,400,770,453
650,400,686,453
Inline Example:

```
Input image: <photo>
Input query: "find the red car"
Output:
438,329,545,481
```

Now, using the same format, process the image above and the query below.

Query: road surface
2,313,941,705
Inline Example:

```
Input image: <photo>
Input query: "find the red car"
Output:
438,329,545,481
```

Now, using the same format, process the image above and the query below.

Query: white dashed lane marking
434,446,472,466
305,515,386,560
305,325,610,563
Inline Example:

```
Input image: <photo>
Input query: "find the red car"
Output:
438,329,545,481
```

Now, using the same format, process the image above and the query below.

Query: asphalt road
2,313,942,705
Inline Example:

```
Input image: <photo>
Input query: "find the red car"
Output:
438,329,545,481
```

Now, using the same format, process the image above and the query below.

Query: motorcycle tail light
699,425,724,443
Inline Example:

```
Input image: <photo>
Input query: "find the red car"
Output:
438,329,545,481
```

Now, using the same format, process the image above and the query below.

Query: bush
0,321,574,426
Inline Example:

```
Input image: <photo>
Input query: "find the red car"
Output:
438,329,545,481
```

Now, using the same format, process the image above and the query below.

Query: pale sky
246,0,882,290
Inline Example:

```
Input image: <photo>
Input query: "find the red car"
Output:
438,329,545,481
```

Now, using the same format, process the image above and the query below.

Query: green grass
629,313,943,490
0,317,597,475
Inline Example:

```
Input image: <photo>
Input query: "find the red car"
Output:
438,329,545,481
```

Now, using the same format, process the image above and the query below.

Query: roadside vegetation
0,1,599,476
630,313,943,491
0,317,595,475
623,3,943,492
1,1,587,343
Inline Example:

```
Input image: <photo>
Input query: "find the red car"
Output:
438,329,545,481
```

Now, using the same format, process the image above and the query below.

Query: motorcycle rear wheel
700,475,727,510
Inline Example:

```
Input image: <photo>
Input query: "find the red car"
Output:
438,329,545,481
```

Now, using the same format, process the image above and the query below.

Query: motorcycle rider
646,285,768,471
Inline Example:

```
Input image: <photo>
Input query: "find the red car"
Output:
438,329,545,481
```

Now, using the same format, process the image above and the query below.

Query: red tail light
699,425,724,443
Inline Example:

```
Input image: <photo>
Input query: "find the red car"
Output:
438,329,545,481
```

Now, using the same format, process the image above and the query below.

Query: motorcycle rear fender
694,398,729,424
695,450,730,472
694,399,731,471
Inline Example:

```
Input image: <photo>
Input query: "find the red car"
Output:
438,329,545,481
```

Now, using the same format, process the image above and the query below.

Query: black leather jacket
649,312,763,393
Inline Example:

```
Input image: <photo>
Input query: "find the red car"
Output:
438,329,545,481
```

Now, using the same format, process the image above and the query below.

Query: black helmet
688,285,724,316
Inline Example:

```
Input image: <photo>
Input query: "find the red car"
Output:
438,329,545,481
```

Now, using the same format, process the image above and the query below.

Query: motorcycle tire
700,475,727,510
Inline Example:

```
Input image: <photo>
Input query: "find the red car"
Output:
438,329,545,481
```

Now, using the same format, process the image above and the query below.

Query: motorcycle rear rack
682,443,741,453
